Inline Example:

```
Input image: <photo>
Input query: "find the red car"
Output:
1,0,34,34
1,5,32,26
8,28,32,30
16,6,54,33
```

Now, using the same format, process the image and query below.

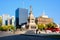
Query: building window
31,26,36,29
32,21,34,23
5,20,8,25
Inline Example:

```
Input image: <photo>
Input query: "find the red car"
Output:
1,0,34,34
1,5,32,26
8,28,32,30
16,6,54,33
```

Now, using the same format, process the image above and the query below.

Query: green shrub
0,25,16,31
8,25,16,31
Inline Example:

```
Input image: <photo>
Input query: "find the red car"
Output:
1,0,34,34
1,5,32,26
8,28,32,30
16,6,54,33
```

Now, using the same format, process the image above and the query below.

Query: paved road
0,31,15,37
0,31,60,40
0,34,60,40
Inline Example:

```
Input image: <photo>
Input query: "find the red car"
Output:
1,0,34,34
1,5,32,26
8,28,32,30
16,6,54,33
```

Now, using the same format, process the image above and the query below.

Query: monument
27,6,37,30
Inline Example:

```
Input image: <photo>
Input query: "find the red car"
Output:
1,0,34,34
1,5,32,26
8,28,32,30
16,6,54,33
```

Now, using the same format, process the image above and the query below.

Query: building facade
2,14,15,26
15,8,28,28
10,16,15,26
36,12,53,24
2,14,10,25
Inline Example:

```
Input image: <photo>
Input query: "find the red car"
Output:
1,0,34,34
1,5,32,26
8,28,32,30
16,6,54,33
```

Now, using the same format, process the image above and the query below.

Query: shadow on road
0,34,60,40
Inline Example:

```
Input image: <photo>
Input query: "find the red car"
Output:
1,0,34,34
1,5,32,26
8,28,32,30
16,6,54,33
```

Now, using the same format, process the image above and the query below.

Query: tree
37,24,46,31
0,26,3,31
46,22,57,28
52,22,57,28
8,25,16,31
0,17,2,26
0,25,8,31
0,25,16,31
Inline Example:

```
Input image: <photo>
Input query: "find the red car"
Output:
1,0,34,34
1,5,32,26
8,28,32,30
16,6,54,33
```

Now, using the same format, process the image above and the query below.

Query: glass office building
15,8,28,28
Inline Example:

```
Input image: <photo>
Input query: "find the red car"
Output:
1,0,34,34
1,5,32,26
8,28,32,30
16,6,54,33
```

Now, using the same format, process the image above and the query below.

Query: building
2,14,10,25
15,8,28,28
2,14,15,26
27,6,37,30
10,16,15,26
36,12,53,24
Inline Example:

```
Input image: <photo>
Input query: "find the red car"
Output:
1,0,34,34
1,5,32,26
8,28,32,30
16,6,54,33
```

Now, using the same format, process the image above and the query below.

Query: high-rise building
15,8,28,28
2,14,10,25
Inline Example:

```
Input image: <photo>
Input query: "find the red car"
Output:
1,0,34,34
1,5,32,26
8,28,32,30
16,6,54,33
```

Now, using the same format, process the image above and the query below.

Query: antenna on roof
30,5,32,12
42,10,45,16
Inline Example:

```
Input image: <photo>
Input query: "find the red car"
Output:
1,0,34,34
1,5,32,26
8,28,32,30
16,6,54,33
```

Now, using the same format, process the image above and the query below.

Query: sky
0,0,60,24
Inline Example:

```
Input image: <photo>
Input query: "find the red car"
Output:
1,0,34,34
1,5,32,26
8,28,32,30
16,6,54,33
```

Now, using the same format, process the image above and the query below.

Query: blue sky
0,0,60,24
